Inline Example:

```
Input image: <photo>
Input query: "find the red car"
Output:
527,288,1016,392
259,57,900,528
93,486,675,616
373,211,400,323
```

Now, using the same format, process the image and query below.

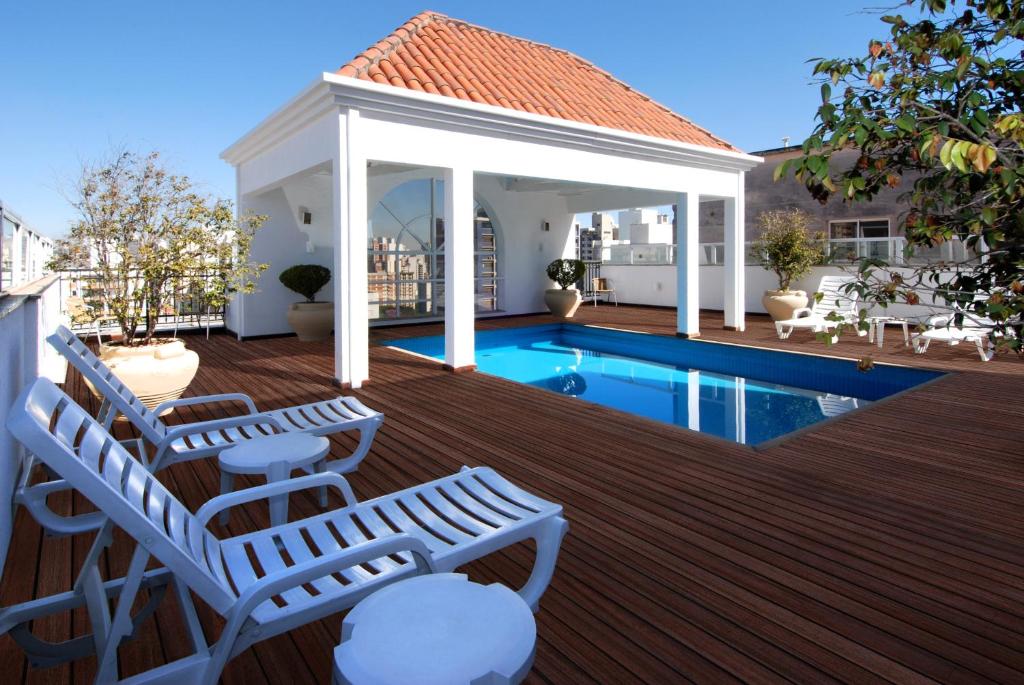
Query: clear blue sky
1,1,894,236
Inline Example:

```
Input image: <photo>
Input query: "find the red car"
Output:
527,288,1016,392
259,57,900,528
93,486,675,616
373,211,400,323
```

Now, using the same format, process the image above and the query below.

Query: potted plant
279,264,333,341
751,209,825,320
544,258,586,318
49,150,267,412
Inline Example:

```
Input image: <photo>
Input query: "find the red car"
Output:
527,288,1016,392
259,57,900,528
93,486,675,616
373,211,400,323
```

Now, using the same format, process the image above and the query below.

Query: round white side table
217,433,330,526
334,573,536,685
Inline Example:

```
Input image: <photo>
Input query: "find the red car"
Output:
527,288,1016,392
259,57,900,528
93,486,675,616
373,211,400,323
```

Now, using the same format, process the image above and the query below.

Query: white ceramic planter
287,301,333,341
762,289,809,321
96,339,200,415
544,289,582,319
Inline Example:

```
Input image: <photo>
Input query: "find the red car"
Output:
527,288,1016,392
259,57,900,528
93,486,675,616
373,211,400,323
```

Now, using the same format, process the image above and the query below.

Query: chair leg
517,516,569,612
219,472,235,525
912,336,930,354
775,322,791,340
976,338,995,361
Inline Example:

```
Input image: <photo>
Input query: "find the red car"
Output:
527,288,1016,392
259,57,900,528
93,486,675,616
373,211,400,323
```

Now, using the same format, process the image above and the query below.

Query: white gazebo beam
723,171,746,331
332,108,370,388
676,191,700,337
443,166,476,372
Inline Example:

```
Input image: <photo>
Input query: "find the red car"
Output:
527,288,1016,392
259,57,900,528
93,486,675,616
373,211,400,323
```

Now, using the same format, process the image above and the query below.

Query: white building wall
603,263,947,319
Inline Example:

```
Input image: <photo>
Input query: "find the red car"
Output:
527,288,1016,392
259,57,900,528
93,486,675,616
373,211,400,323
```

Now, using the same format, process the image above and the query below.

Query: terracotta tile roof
338,11,738,152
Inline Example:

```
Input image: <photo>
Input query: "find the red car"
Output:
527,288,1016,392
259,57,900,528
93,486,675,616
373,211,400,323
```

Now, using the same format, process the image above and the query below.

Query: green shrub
546,259,586,290
279,264,331,302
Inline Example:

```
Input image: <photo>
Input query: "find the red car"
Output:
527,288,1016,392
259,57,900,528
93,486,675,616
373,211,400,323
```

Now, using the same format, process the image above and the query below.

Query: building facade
1,202,53,292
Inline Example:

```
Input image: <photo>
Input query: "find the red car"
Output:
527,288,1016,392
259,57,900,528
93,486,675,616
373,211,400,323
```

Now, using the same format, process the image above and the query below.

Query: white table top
218,433,330,474
866,315,908,323
335,573,536,685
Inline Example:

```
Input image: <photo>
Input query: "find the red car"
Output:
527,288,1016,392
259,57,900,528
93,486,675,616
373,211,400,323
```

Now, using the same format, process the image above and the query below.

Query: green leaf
895,114,916,132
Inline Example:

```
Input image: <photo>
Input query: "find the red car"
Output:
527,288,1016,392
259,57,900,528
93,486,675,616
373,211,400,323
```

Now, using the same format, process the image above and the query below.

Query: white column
332,108,369,388
331,111,350,387
723,171,746,331
346,110,369,387
443,166,475,370
676,191,700,337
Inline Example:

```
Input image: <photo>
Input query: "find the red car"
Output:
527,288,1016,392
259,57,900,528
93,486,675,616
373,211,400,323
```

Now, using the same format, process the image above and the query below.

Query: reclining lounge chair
3,378,568,684
775,276,865,343
47,325,383,473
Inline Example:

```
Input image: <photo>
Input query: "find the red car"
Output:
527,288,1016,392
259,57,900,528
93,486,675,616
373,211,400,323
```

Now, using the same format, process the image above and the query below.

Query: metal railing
577,261,602,297
59,269,226,335
600,236,974,267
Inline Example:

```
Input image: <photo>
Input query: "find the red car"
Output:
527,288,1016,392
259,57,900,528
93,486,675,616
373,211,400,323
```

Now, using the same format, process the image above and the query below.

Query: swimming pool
384,324,941,446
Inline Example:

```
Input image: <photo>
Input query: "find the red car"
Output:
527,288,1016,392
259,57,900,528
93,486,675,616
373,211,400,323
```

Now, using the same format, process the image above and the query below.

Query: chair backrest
593,277,609,291
812,276,859,316
47,325,167,443
7,378,236,614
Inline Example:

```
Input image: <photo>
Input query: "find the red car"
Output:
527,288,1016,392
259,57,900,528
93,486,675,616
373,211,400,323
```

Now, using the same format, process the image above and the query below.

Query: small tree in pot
279,264,333,341
544,258,586,318
751,209,825,320
48,149,267,411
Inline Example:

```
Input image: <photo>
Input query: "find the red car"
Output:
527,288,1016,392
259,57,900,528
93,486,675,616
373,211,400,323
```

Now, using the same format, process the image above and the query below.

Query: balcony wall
602,263,952,319
0,276,66,568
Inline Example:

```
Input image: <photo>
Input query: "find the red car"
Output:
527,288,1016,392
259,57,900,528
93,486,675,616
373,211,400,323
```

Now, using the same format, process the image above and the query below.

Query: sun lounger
3,378,568,684
775,276,865,342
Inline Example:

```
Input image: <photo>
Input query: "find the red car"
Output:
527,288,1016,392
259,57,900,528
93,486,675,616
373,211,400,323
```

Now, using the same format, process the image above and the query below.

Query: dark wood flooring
2,307,1022,683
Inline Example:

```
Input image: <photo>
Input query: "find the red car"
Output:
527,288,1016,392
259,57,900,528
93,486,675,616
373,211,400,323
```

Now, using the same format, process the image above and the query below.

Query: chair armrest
926,314,951,328
790,307,813,319
196,472,358,526
160,413,286,444
154,393,258,417
16,480,107,535
229,535,436,622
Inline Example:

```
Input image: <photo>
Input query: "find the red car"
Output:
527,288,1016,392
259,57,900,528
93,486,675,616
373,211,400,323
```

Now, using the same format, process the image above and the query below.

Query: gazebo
221,10,761,388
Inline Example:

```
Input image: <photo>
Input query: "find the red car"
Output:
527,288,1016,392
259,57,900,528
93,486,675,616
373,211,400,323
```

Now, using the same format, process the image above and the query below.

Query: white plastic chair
47,325,383,473
775,276,865,342
912,313,999,361
3,378,568,685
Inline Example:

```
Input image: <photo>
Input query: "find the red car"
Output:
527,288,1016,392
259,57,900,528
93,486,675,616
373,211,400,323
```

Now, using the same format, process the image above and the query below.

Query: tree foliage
751,209,826,290
546,258,586,290
778,0,1023,350
48,150,268,346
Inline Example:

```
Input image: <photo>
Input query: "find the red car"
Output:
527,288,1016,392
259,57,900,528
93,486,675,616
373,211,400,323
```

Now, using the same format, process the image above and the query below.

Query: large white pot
762,289,809,321
96,339,200,415
287,301,333,341
544,289,582,319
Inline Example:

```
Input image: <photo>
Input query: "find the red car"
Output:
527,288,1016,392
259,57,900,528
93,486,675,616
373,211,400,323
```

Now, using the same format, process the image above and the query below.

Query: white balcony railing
601,236,974,267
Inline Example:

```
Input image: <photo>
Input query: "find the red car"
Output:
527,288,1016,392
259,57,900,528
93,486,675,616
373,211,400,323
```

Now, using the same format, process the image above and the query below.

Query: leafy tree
751,209,826,290
777,0,1023,351
49,150,268,345
279,264,331,302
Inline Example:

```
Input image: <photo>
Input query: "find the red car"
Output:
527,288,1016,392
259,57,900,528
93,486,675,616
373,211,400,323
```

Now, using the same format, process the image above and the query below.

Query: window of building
828,218,891,261
368,178,500,322
0,215,13,291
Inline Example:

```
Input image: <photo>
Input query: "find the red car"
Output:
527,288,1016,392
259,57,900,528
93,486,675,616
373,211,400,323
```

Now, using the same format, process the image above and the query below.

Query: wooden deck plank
1,307,1022,683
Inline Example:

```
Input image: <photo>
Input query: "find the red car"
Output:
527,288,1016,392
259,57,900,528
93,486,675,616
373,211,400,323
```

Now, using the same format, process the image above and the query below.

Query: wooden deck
3,306,1023,683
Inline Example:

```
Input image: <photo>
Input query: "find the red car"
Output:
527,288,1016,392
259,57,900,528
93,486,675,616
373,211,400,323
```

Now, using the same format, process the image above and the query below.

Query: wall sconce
299,206,312,225
541,220,550,232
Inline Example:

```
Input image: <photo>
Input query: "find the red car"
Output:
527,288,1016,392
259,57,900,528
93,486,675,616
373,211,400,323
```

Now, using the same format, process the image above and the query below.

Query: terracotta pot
96,339,200,416
287,301,333,341
762,289,809,321
545,289,582,319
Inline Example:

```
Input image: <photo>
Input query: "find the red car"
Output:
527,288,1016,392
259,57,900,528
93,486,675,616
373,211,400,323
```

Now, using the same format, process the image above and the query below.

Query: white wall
0,275,66,574
232,169,575,337
231,188,334,337
603,263,951,319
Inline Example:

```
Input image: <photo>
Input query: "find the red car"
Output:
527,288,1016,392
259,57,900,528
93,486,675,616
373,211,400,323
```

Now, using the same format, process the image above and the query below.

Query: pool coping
380,321,952,451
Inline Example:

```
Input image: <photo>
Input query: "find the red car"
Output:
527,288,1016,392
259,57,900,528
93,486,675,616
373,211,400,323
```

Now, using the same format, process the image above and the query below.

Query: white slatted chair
775,276,866,342
47,325,382,473
3,378,568,685
912,313,999,361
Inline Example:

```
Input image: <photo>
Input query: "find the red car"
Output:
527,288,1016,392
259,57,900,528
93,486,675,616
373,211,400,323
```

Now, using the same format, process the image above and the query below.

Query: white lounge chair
47,325,383,473
3,378,568,684
775,276,865,342
912,313,998,361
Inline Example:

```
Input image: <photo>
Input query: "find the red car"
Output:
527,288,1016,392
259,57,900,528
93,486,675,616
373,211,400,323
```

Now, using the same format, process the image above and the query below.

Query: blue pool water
384,324,941,445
